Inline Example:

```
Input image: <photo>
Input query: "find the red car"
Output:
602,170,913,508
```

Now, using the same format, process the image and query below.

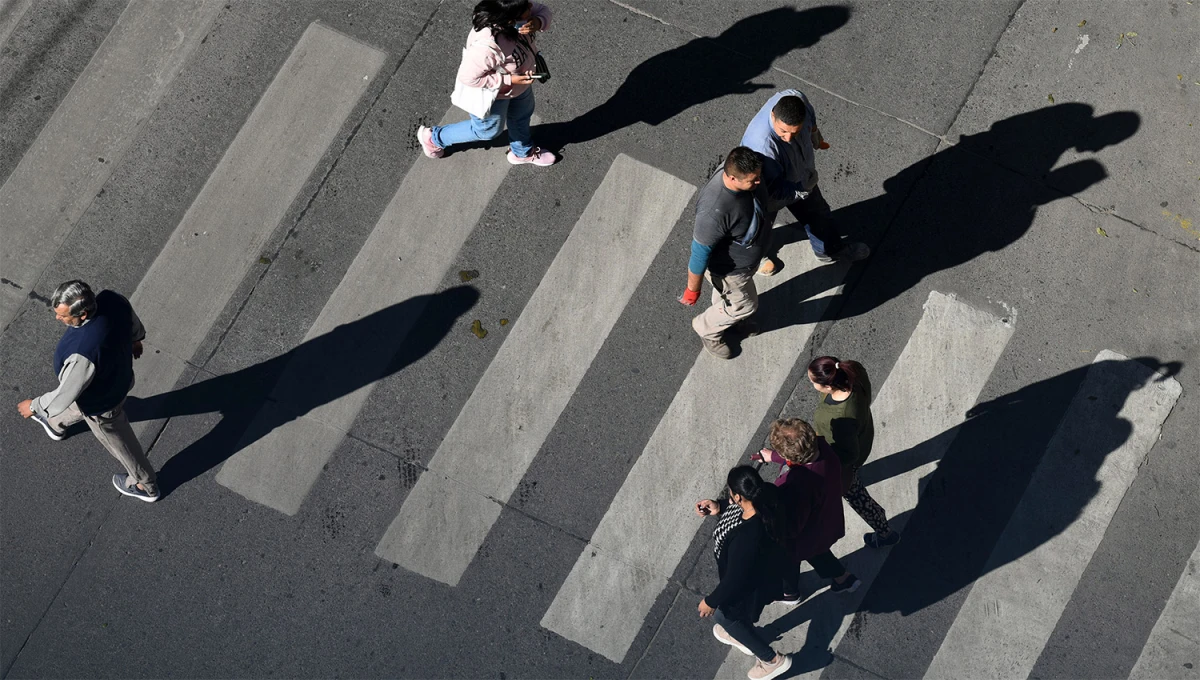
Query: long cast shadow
125,286,480,494
756,103,1141,328
759,356,1181,675
534,6,850,151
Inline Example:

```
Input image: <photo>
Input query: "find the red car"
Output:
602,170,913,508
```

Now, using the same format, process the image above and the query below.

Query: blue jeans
432,87,535,157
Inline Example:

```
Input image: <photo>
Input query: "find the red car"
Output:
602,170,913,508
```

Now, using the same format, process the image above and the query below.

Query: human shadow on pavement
757,355,1181,675
534,5,850,151
755,103,1141,329
125,286,480,495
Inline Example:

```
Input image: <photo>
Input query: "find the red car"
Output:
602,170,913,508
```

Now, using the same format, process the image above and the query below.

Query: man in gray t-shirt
680,147,770,359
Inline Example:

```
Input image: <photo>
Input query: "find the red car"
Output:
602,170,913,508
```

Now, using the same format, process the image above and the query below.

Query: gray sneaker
815,241,870,263
30,413,65,441
112,474,160,503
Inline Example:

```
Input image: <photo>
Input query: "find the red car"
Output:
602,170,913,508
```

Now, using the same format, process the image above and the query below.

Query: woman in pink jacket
417,0,556,166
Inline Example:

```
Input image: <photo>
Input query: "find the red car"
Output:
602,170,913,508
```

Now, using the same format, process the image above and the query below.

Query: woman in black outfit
695,466,793,680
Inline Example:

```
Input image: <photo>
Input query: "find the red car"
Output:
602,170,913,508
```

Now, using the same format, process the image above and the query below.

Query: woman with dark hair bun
416,0,557,166
695,466,792,680
807,356,900,548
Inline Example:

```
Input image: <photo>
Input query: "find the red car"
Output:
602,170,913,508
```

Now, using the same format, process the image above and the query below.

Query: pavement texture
1,1,1197,678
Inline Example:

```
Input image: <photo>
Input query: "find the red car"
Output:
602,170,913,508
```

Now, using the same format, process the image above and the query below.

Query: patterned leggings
843,469,891,534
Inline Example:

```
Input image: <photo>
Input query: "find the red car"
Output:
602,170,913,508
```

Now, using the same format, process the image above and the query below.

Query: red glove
679,288,700,306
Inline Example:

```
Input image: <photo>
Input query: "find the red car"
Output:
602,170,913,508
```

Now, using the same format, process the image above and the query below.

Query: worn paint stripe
373,154,696,585
213,109,515,515
0,0,223,331
717,291,1016,679
543,238,850,663
924,351,1182,680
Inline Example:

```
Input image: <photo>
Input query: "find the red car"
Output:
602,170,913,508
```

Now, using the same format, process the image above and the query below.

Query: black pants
782,549,847,595
778,185,845,257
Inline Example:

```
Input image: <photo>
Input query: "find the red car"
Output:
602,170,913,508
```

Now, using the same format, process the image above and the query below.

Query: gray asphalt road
2,1,1197,678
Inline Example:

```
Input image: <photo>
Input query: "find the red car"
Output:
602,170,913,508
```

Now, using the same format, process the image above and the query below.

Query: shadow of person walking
125,285,480,495
756,104,1141,328
756,355,1181,675
534,5,850,151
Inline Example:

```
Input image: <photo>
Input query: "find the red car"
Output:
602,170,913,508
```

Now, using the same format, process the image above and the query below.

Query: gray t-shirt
692,171,770,276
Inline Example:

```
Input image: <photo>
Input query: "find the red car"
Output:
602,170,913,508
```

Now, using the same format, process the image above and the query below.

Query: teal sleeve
688,240,713,275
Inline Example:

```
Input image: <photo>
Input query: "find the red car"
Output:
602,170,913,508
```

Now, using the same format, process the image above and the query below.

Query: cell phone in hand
529,73,548,80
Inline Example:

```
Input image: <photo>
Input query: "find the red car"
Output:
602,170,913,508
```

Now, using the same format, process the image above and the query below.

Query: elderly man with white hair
16,280,159,502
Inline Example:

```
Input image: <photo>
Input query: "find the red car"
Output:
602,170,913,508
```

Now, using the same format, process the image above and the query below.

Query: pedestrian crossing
214,106,511,515
374,153,695,584
0,0,223,332
1,9,1192,679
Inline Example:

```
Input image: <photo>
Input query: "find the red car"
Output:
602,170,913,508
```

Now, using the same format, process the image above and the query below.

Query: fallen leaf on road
470,320,487,339
459,269,480,282
1096,227,1108,237
1078,19,1087,27
499,318,509,326
1052,27,1058,33
1048,94,1055,102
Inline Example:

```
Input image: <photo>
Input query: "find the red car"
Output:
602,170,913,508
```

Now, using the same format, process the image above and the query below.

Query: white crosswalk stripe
1130,536,1200,680
542,238,851,663
715,290,1015,679
127,22,384,442
925,351,1182,680
374,153,696,583
215,108,514,515
0,0,223,332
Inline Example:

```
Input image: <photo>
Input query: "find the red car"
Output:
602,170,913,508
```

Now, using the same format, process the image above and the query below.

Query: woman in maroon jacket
756,417,860,602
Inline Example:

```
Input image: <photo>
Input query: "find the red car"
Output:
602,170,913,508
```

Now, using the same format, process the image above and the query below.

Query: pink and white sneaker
507,147,557,166
417,126,443,159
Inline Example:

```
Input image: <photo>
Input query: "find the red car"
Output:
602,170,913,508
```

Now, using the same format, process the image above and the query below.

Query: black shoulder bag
517,34,550,83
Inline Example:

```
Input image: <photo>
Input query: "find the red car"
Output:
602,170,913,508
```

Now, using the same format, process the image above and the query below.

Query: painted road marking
718,291,1015,679
125,22,384,439
214,109,515,515
924,351,1182,680
1130,537,1200,680
543,238,849,663
374,154,696,585
0,0,223,331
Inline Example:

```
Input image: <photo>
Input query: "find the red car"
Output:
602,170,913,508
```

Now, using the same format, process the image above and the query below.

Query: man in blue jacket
741,89,869,274
16,280,159,502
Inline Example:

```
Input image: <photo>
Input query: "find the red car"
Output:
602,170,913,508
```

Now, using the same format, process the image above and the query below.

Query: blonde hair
768,418,819,465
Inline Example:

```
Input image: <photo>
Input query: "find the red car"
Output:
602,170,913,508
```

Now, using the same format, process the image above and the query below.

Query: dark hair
723,146,762,179
727,465,789,547
50,280,97,318
471,0,531,33
771,95,807,126
808,356,862,392
768,418,818,465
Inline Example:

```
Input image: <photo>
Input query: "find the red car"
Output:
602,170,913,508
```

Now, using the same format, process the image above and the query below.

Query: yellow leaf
1078,19,1086,27
1125,31,1137,37
1179,74,1185,80
1048,94,1055,102
1096,227,1108,237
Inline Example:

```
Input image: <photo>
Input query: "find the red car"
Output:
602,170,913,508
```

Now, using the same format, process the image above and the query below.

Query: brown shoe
700,335,733,359
747,653,792,680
